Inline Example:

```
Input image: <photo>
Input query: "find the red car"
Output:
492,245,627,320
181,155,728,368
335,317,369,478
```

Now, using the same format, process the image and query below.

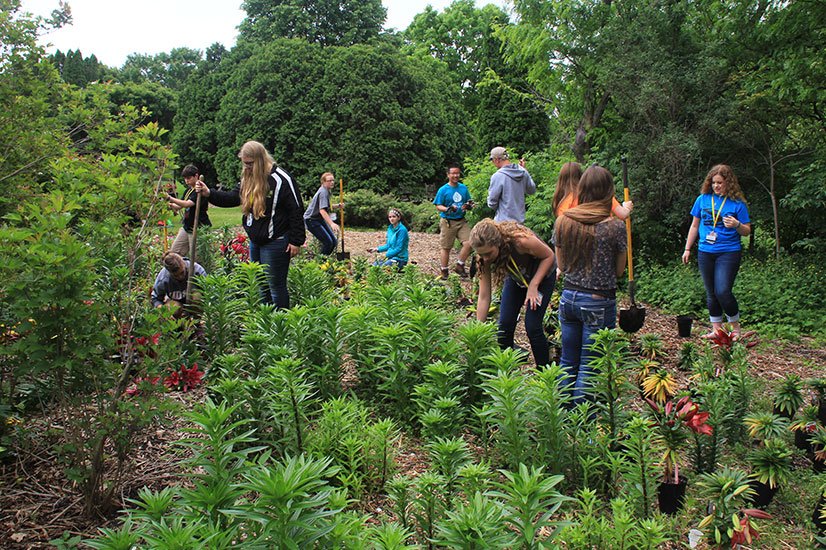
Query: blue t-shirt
433,182,471,220
690,193,750,253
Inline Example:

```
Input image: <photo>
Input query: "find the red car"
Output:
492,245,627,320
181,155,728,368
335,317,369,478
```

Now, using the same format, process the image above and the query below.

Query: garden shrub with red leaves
163,363,204,392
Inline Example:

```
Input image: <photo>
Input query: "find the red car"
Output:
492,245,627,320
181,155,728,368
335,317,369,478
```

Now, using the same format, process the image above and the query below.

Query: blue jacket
378,223,409,262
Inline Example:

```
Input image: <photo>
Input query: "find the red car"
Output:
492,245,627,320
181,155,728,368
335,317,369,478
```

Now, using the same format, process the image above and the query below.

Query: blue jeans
373,258,407,271
558,289,617,404
697,250,741,323
305,217,337,256
498,276,554,367
249,236,291,309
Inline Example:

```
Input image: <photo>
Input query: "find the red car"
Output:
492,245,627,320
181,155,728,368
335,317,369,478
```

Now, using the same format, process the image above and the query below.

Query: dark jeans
305,217,337,256
498,275,554,367
249,236,291,309
697,250,742,322
558,289,617,405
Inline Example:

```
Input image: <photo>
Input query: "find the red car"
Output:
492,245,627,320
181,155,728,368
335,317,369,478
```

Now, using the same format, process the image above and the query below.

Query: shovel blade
336,252,351,261
619,306,646,333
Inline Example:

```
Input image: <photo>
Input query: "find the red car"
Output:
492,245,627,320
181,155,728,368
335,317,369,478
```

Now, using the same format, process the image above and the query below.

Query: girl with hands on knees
470,218,556,367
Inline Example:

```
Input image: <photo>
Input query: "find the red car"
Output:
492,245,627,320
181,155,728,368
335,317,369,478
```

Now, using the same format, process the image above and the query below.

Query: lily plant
645,396,713,484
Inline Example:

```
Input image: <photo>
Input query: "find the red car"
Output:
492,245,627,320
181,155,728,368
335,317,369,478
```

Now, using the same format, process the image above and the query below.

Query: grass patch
207,206,242,229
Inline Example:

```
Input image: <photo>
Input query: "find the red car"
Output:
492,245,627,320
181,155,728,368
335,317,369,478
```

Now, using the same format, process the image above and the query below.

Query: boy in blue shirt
433,164,474,279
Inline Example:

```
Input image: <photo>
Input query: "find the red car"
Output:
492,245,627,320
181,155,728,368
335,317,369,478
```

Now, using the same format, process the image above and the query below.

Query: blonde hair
470,218,534,285
239,141,275,218
320,172,334,185
555,165,614,274
700,164,746,202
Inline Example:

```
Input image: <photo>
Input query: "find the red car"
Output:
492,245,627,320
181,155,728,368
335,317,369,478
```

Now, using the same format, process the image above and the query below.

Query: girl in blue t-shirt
682,164,751,338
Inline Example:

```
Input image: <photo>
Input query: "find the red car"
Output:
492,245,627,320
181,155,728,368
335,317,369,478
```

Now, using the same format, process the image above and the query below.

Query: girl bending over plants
470,218,556,367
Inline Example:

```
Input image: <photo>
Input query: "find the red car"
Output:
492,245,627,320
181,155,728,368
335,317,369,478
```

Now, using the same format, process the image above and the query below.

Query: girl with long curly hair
682,164,751,337
554,165,627,404
470,218,556,366
196,141,305,308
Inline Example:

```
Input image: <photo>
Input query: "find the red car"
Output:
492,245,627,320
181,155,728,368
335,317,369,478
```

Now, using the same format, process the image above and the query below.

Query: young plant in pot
645,395,712,515
772,374,804,420
809,426,826,473
746,438,793,509
790,404,819,454
813,481,826,542
743,412,790,446
696,466,771,548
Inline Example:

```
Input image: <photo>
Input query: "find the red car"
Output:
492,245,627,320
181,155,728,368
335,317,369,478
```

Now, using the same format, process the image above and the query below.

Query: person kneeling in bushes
151,252,206,317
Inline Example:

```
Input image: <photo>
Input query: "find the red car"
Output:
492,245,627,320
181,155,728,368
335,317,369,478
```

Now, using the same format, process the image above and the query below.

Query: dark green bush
402,201,440,233
636,256,826,339
343,188,396,228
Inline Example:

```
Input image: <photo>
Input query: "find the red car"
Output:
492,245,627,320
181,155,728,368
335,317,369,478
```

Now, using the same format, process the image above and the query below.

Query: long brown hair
700,164,746,202
555,165,614,274
239,141,275,218
470,218,534,286
552,161,583,214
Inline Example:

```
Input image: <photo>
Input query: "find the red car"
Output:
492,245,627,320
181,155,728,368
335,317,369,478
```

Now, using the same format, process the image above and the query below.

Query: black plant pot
773,404,795,421
814,456,826,474
658,476,687,515
749,479,778,509
818,400,826,426
795,430,814,453
813,494,826,539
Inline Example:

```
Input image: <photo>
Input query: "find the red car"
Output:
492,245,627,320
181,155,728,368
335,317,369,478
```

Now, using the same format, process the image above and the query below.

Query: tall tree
239,0,386,46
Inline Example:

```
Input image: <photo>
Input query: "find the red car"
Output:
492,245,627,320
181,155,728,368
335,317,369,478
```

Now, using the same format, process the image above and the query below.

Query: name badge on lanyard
707,195,726,245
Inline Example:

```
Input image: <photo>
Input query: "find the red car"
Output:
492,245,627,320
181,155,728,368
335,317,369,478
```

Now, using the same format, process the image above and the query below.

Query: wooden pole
185,191,202,304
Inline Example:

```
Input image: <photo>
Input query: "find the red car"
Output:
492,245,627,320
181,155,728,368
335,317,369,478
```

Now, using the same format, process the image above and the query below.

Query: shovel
336,178,350,261
618,157,646,333
185,190,202,306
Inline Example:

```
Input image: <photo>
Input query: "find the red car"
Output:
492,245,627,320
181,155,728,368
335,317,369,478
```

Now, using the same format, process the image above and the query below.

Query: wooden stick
185,191,202,303
339,178,345,254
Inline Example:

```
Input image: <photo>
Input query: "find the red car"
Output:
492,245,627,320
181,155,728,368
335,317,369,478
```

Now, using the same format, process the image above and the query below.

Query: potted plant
813,482,826,541
772,374,804,420
645,395,712,515
743,412,790,445
697,466,771,548
790,404,819,454
746,438,793,508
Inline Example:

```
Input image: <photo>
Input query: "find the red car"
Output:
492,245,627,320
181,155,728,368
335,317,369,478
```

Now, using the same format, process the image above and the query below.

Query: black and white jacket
208,165,306,247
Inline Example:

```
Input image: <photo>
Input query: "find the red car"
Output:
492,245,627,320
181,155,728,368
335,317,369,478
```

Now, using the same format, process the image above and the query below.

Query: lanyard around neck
711,195,727,228
508,256,530,288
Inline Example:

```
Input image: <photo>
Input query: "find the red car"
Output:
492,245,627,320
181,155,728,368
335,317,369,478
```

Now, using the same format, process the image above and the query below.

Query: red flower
686,410,713,435
158,220,166,226
235,234,246,243
163,371,181,389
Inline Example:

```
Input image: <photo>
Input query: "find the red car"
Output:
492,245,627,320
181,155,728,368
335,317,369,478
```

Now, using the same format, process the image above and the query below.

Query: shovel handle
339,178,345,254
621,157,634,284
185,191,202,303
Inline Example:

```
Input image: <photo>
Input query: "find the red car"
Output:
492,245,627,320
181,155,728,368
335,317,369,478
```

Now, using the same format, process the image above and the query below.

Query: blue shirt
691,193,750,253
377,222,409,262
433,182,471,220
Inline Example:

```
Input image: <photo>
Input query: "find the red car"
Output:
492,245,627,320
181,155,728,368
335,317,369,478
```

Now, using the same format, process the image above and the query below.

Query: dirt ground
2,229,825,547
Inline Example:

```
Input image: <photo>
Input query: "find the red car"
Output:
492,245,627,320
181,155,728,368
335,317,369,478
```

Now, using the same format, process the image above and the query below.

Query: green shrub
343,188,397,228
402,200,440,233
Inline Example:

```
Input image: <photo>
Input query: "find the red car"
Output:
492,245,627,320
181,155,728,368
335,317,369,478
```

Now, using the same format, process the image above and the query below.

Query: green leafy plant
696,466,770,548
480,363,533,469
488,463,572,548
676,341,699,371
619,415,662,518
743,412,791,444
638,333,665,360
589,329,634,446
772,374,804,419
747,438,793,489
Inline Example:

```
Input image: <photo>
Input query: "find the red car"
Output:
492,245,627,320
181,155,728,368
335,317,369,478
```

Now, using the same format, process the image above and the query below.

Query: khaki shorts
439,217,470,249
170,227,190,256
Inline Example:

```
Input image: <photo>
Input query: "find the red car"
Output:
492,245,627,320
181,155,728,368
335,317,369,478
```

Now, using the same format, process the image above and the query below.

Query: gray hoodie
487,163,536,223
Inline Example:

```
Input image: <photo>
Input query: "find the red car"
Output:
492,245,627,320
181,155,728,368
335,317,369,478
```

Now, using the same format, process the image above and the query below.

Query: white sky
20,0,504,68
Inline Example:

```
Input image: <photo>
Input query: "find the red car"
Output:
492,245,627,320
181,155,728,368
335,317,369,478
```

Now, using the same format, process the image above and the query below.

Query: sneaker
453,263,468,278
440,268,449,280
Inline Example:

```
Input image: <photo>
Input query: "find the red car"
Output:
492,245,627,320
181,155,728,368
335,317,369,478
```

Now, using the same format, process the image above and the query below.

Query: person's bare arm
682,217,700,264
476,265,492,322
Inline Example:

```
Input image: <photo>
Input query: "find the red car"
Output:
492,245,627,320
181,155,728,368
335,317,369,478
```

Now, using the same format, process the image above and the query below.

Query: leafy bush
341,188,396,228
402,200,440,233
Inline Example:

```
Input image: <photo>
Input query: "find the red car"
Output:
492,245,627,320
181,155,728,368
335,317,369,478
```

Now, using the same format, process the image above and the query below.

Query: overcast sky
21,0,505,67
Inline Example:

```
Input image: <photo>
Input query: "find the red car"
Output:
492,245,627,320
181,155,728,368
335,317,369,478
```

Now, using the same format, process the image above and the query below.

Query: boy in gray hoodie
487,146,536,223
